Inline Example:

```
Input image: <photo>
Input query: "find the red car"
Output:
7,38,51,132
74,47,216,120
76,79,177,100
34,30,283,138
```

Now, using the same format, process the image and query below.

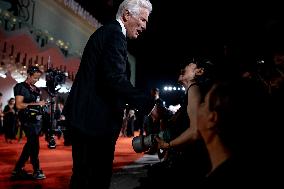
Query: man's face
124,8,149,39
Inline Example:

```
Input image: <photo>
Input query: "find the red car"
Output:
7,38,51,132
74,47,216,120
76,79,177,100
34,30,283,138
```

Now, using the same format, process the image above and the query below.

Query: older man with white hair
63,0,153,188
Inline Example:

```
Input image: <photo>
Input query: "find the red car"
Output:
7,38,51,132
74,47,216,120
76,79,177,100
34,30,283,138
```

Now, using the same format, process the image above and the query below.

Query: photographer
136,58,215,188
11,66,47,180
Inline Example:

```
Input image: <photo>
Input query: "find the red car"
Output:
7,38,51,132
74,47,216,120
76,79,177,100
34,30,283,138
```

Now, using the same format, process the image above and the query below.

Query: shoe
33,170,46,180
11,168,33,180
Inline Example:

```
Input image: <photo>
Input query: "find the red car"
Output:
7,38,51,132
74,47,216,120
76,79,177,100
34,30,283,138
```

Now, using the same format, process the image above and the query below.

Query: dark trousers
15,122,41,171
70,127,120,189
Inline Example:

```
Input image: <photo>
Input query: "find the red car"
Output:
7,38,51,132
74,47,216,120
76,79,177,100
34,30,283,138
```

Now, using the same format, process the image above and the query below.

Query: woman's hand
155,136,170,149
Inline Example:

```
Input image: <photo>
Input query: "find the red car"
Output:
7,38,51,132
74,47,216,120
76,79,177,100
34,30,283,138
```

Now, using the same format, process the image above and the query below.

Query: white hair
129,109,135,117
116,0,152,19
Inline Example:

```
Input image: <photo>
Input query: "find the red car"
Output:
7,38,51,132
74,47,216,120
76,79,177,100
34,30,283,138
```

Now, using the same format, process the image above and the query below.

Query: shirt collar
117,18,126,37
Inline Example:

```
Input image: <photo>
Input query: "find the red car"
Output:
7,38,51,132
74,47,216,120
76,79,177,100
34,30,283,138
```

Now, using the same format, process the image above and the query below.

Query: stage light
163,85,186,92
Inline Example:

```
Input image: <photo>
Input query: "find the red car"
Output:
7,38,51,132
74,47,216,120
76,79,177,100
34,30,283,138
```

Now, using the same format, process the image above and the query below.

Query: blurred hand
155,136,170,149
38,100,47,106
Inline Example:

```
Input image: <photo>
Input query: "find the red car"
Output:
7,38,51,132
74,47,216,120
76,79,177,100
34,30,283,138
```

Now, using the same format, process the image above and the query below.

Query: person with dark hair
62,0,153,188
136,58,215,188
156,57,215,150
197,78,275,187
3,98,17,143
11,66,47,180
150,87,165,107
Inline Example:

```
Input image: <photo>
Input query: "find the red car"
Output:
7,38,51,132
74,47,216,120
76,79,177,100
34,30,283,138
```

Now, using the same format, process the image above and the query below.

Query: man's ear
122,9,131,22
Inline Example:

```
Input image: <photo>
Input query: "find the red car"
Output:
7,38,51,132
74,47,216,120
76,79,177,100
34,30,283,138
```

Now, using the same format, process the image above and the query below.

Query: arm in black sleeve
99,29,152,113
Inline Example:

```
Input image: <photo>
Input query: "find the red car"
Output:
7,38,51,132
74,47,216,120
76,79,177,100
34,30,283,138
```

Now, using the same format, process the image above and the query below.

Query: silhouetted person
197,78,276,188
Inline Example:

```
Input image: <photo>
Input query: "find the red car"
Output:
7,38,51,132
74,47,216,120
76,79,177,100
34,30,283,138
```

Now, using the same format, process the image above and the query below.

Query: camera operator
11,66,47,180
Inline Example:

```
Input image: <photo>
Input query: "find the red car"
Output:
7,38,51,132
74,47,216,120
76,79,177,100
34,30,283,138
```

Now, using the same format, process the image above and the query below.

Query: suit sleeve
98,29,151,112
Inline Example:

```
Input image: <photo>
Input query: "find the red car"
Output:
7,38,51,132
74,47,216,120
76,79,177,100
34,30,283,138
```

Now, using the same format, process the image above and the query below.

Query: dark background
75,0,284,104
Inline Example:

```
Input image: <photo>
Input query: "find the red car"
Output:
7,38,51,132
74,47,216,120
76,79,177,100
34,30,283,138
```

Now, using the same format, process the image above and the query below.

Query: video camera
44,68,67,149
46,68,67,96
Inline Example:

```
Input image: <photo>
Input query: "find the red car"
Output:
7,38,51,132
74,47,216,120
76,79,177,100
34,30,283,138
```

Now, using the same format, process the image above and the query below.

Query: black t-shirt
14,82,39,103
14,82,41,122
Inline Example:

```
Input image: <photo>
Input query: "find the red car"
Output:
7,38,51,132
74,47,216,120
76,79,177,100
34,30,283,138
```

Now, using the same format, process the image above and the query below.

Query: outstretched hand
155,136,170,149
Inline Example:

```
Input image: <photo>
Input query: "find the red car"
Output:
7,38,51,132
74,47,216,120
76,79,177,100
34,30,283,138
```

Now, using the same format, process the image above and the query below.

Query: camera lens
132,134,156,153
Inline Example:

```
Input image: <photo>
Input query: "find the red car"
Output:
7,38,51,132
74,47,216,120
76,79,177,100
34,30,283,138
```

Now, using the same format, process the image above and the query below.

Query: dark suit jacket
63,20,150,136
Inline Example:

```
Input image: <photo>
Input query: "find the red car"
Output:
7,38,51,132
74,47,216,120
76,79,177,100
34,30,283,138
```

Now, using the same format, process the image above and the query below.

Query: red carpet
0,133,143,189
